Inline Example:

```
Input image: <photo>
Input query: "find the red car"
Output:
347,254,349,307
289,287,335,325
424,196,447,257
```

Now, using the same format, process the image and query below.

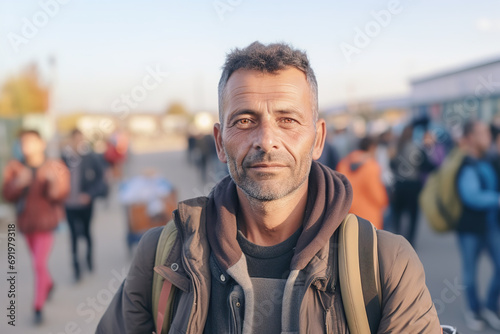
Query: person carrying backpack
97,42,440,333
454,120,500,331
61,129,108,281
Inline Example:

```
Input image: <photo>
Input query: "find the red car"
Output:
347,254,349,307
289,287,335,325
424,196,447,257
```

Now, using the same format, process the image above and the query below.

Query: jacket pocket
228,286,243,334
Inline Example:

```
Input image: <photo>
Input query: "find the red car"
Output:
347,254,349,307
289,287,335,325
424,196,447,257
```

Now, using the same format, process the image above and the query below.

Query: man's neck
25,154,45,168
236,182,308,247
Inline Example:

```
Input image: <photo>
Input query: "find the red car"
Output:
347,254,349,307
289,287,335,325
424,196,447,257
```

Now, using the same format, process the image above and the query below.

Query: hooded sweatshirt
205,161,353,333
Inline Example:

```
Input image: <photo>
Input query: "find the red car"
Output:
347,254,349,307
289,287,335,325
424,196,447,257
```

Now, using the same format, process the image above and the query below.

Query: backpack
419,148,466,232
151,214,382,334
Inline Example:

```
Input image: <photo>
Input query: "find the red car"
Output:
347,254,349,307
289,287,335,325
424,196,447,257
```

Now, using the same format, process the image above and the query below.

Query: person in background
376,128,395,230
317,127,340,170
376,129,395,185
103,129,129,180
456,120,500,331
390,124,434,246
337,136,388,229
61,129,107,281
2,129,70,324
422,129,446,172
331,127,354,159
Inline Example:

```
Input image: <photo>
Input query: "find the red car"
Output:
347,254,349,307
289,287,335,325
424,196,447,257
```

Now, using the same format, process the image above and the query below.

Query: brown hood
206,161,353,272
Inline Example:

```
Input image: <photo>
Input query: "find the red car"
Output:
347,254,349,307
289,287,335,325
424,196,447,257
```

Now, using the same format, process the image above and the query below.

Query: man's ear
312,119,326,160
213,123,227,163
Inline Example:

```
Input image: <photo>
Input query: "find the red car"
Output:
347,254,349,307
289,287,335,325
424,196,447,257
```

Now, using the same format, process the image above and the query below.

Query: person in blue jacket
456,120,500,331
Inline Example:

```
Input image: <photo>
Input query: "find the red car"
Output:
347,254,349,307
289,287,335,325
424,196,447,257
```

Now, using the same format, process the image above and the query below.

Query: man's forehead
225,67,308,91
21,133,41,141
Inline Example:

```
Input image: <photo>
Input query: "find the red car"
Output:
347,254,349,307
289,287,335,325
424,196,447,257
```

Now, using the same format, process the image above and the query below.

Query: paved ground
0,150,497,333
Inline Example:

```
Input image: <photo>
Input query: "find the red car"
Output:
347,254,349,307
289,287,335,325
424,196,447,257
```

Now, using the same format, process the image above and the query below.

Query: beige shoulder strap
338,213,382,334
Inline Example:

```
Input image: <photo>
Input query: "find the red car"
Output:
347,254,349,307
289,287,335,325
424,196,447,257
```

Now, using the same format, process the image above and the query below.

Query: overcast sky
1,0,500,114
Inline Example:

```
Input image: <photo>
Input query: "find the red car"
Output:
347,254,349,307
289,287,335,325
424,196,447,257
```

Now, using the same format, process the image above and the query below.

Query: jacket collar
205,161,353,274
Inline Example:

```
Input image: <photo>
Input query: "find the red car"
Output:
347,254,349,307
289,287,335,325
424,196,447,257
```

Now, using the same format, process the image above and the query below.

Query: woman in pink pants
2,130,70,324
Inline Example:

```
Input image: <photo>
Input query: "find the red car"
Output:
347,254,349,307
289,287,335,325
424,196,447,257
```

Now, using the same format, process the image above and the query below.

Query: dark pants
392,180,422,247
65,204,94,278
457,217,500,313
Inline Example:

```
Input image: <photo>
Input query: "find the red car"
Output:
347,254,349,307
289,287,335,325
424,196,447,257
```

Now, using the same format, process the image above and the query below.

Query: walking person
317,128,340,170
2,129,70,324
61,129,107,281
337,136,388,229
456,120,500,331
390,124,434,246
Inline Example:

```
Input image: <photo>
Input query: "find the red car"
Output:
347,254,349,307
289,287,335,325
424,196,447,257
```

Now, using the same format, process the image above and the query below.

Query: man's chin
239,182,292,202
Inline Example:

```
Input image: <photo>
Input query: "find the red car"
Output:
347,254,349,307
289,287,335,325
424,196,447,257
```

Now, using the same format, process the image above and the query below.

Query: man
2,130,70,324
455,120,500,331
337,136,388,229
62,129,107,281
97,42,440,333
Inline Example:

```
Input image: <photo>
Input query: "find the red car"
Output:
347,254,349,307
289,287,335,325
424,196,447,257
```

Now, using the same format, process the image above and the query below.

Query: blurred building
322,96,409,137
411,57,500,128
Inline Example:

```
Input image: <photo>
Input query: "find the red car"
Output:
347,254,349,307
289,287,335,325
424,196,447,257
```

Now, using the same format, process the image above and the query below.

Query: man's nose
253,121,279,153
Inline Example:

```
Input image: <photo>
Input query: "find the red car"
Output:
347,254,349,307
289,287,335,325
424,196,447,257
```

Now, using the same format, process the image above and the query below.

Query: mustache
242,152,291,167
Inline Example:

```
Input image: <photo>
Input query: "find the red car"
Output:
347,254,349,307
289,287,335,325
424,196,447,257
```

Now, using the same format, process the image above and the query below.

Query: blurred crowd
185,115,500,331
318,116,500,332
3,113,500,331
1,128,130,325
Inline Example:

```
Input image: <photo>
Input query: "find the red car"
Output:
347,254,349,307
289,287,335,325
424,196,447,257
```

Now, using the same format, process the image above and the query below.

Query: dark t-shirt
237,226,302,279
236,226,302,333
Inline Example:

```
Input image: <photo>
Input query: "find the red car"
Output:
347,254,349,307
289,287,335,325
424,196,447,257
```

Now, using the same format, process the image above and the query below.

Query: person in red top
337,136,388,229
2,129,70,325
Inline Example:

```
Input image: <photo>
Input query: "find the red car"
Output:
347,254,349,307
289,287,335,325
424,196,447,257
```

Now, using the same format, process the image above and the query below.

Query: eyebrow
227,109,259,124
275,109,304,119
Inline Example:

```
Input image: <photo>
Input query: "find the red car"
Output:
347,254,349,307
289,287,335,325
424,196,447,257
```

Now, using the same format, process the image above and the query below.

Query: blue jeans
457,218,500,313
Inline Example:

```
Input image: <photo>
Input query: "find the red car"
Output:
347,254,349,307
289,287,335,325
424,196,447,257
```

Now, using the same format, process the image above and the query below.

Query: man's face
470,122,491,156
214,68,325,201
20,133,45,158
71,132,84,149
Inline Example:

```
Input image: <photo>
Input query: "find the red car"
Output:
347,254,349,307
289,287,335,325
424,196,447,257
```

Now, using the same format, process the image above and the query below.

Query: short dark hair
18,129,41,139
462,120,478,138
218,41,318,123
491,124,500,142
70,128,83,137
359,136,377,151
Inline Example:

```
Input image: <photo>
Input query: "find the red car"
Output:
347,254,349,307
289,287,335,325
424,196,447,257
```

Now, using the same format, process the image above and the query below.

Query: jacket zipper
172,210,198,333
229,295,242,334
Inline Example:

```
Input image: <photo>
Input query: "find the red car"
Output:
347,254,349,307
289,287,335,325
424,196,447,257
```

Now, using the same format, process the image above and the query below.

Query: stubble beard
224,147,313,202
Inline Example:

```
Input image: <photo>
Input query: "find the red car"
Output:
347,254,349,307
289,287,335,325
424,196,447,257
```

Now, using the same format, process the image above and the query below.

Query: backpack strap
152,220,179,334
338,214,382,334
